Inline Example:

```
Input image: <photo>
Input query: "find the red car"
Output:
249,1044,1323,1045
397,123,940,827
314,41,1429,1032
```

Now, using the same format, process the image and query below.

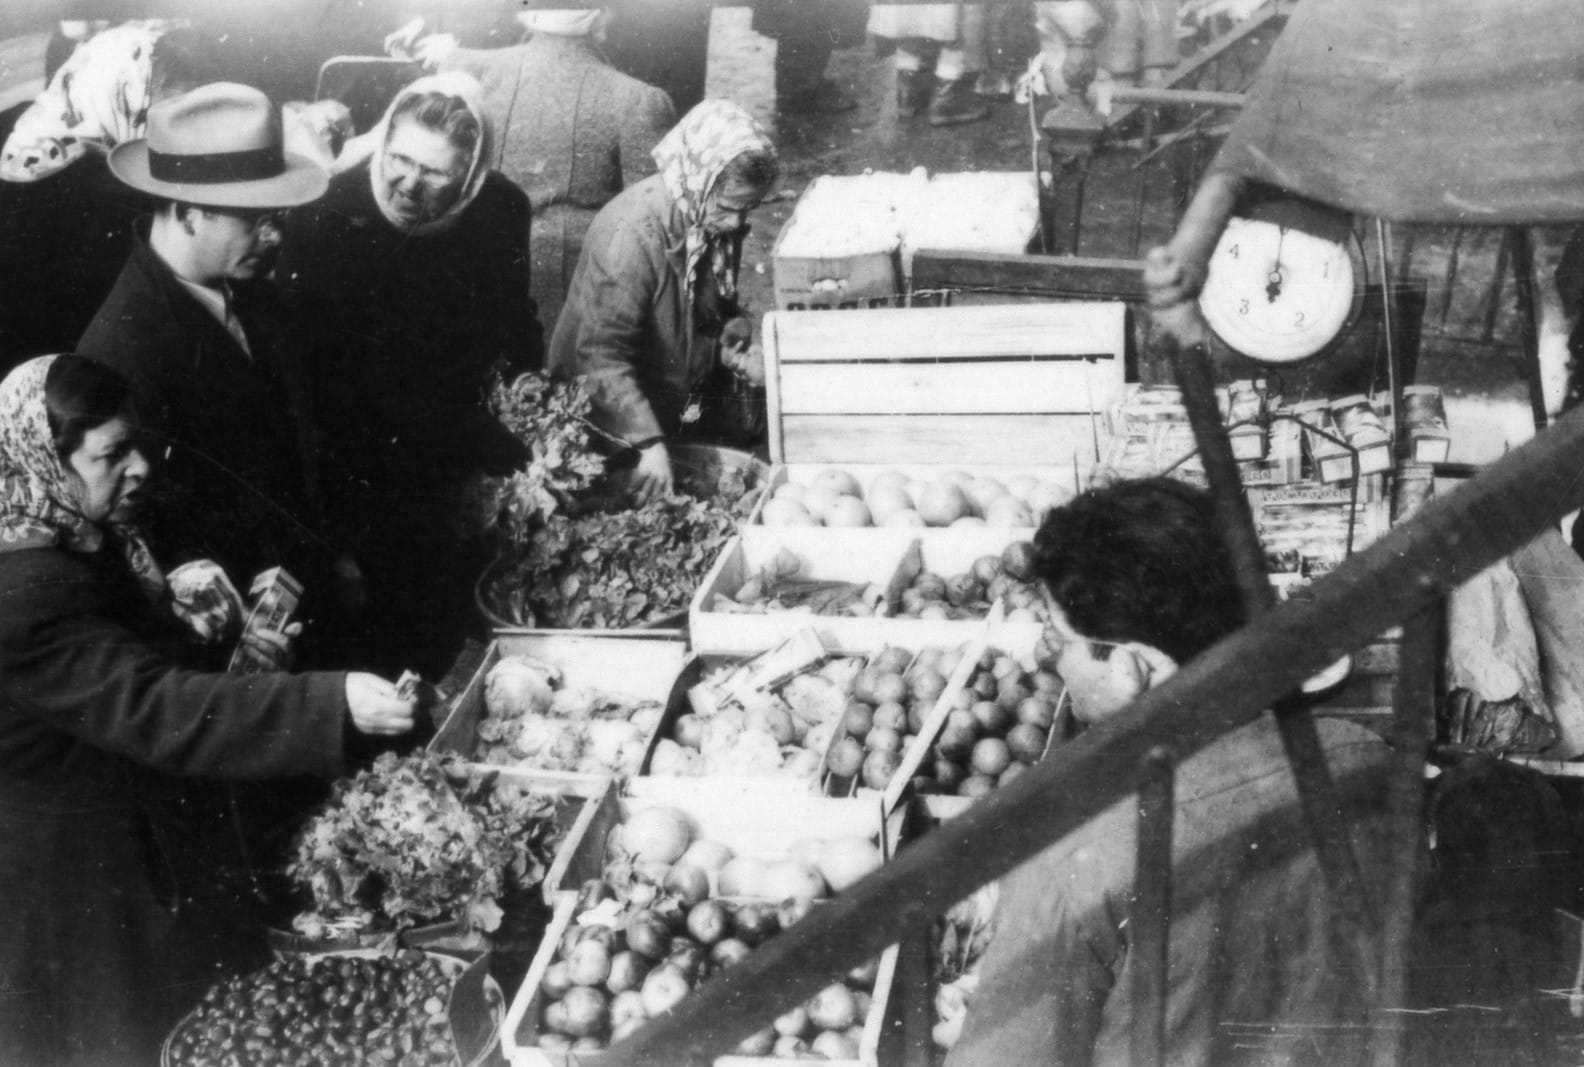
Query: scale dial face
1198,216,1358,364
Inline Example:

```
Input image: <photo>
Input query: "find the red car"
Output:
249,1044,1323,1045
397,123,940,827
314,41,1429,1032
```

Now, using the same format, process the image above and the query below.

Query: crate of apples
759,468,1071,530
892,541,1047,623
509,799,896,1065
822,645,965,795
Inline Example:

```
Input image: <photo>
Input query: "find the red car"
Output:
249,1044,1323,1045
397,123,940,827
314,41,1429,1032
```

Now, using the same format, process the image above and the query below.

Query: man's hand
345,673,417,736
383,17,426,58
632,441,674,502
412,32,459,68
236,622,303,672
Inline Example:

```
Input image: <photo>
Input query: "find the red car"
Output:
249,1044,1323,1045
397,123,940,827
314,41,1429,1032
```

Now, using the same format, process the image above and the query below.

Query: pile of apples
824,646,961,793
894,542,1046,622
759,468,1071,529
913,651,1065,799
533,805,886,1057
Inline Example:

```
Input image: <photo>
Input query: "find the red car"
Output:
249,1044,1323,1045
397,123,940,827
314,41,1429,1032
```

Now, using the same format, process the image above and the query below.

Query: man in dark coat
76,82,350,642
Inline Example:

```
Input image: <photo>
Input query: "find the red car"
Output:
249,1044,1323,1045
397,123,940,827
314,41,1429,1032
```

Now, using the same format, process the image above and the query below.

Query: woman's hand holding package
345,673,418,736
236,621,303,672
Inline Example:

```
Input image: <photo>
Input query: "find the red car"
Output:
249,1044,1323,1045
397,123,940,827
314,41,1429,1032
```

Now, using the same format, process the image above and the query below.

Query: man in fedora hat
78,82,356,634
77,83,361,993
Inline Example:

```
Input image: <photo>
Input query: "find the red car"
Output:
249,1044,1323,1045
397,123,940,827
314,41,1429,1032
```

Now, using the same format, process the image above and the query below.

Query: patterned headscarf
0,356,164,600
652,99,777,308
0,21,172,183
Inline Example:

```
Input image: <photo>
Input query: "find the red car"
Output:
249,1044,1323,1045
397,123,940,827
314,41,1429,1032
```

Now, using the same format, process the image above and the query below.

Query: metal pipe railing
603,407,1584,1067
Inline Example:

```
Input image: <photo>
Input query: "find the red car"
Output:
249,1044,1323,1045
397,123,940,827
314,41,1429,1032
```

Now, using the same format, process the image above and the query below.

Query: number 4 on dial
1198,210,1363,364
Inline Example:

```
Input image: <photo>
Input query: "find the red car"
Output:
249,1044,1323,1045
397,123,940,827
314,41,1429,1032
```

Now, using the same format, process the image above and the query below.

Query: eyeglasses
212,207,283,235
385,151,463,189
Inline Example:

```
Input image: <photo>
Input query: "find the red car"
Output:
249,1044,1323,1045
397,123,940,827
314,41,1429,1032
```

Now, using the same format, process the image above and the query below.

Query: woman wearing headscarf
0,354,415,1067
281,72,541,677
428,6,675,334
0,22,196,371
549,99,779,500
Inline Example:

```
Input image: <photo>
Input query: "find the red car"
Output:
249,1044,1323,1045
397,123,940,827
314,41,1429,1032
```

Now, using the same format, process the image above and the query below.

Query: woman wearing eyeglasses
280,72,542,677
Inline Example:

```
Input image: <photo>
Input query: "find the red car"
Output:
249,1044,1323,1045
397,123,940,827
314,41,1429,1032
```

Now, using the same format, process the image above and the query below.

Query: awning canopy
1212,0,1584,225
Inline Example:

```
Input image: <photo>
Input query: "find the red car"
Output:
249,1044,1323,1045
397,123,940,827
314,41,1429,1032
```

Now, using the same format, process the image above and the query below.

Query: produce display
530,804,886,1056
890,541,1047,622
287,752,567,940
823,646,961,793
473,371,761,628
707,547,884,618
825,647,1068,798
759,467,1070,529
475,654,664,776
648,654,862,778
909,651,1066,798
166,951,470,1067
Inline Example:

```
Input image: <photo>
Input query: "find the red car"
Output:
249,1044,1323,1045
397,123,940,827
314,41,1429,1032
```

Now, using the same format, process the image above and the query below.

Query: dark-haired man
947,477,1396,1067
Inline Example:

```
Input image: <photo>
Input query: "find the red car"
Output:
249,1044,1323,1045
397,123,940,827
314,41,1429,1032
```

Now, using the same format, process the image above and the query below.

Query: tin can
1392,463,1435,523
1402,384,1451,463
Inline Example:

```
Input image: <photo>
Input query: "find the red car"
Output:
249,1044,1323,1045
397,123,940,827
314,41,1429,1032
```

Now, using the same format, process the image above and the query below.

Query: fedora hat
109,82,327,209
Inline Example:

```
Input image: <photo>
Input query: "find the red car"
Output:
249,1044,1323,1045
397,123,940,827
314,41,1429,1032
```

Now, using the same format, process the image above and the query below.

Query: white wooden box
762,302,1127,467
502,782,904,1067
688,525,1046,657
430,631,690,795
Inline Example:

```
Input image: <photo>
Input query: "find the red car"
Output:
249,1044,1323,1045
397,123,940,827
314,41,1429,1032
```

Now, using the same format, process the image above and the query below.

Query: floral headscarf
0,21,173,183
0,356,164,600
652,99,777,308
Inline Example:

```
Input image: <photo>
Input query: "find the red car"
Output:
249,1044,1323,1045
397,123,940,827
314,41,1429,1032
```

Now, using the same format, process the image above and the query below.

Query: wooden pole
1130,748,1177,1067
602,408,1584,1067
1510,226,1549,431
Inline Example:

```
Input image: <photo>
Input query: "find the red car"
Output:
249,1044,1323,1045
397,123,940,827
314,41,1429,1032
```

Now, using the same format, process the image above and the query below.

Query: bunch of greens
462,372,606,543
287,752,565,940
484,492,743,629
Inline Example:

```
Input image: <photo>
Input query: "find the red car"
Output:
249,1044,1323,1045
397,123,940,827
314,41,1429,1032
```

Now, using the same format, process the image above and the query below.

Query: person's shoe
974,71,1013,98
927,77,991,126
896,68,931,119
780,78,858,115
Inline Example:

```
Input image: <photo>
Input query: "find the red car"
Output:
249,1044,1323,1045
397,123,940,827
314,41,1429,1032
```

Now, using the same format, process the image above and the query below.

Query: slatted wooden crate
761,303,1127,468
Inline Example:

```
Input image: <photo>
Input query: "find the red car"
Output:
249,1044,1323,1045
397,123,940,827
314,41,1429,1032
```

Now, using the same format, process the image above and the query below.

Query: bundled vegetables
474,371,761,629
933,883,1000,1050
474,655,664,775
710,547,884,618
287,752,566,940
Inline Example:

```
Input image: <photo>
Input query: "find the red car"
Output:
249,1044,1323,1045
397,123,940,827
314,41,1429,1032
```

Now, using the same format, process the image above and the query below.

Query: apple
812,1029,861,1060
773,1004,810,1038
718,856,769,899
734,1028,776,1055
762,859,828,903
1017,695,1056,729
777,894,817,929
861,748,901,790
639,963,691,1017
606,950,650,995
679,838,734,875
871,700,908,733
841,701,874,742
774,1035,811,1057
806,982,859,1031
567,938,612,987
865,725,903,755
542,1000,571,1036
709,937,752,970
623,910,673,962
667,936,706,982
663,862,711,908
730,901,780,945
559,985,610,1039
540,960,573,999
672,713,705,750
686,899,731,946
971,699,1011,735
611,989,648,1028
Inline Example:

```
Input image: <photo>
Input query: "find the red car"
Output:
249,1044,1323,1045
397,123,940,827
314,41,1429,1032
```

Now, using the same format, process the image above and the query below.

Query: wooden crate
761,302,1126,467
430,631,690,795
502,783,905,1067
746,461,1083,529
689,526,1046,657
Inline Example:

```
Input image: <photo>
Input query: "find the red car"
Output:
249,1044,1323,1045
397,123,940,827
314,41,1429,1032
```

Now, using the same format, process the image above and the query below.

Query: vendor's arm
568,220,668,444
0,552,410,779
1144,169,1247,347
945,851,1121,1067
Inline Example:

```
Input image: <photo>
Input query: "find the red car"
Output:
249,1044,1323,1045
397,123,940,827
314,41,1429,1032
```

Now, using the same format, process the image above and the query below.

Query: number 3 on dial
1198,216,1360,364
